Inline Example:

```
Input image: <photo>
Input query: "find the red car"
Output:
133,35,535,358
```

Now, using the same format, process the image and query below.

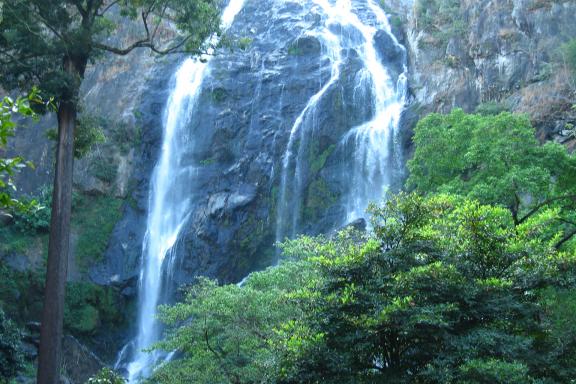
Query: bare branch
151,3,169,41
71,0,88,19
96,0,121,17
94,34,206,56
93,40,152,55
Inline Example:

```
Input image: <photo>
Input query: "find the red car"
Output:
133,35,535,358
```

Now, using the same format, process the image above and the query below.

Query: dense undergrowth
0,191,128,383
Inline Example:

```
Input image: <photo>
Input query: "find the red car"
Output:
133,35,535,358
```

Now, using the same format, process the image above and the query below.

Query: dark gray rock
0,211,13,226
61,335,104,384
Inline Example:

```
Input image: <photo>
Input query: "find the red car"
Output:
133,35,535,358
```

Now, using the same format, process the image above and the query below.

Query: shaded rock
374,29,406,83
345,218,367,232
0,210,14,226
61,335,104,384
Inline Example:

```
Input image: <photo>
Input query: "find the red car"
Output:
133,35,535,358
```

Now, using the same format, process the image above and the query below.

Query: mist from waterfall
116,1,246,381
276,0,408,243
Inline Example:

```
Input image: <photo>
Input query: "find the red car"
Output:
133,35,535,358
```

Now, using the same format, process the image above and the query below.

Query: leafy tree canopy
0,0,222,101
407,109,576,249
151,193,576,384
0,307,24,383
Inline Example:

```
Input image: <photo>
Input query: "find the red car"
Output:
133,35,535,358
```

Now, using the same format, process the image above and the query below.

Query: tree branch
96,0,121,17
93,34,205,56
555,228,576,249
71,0,88,19
151,3,169,41
517,194,576,225
92,40,153,55
203,316,239,384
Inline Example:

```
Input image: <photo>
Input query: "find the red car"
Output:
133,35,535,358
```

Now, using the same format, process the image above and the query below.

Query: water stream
276,0,408,242
116,0,407,379
117,1,246,381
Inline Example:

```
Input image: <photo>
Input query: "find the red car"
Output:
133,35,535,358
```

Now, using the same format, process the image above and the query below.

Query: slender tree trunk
37,58,79,384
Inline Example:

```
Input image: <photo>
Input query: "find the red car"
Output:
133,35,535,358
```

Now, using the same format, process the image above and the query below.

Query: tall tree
0,1,222,382
407,109,576,249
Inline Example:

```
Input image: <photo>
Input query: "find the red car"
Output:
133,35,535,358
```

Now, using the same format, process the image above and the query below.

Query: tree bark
37,57,79,384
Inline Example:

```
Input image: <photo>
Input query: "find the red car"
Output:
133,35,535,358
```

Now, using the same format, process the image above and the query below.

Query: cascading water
341,0,408,223
117,1,245,381
276,0,408,242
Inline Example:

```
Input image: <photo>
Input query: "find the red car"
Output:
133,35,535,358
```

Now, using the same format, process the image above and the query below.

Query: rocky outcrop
61,335,105,384
387,0,576,145
88,0,576,293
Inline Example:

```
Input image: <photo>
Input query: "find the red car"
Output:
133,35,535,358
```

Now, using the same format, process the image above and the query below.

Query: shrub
73,194,123,268
0,308,24,383
474,101,510,115
11,186,52,233
86,368,125,384
64,282,123,335
562,38,576,79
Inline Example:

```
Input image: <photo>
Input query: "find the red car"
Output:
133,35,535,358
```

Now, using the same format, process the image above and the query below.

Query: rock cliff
388,0,576,146
2,0,575,369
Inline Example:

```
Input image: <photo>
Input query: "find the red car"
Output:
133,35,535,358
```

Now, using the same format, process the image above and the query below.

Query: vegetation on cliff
147,110,576,383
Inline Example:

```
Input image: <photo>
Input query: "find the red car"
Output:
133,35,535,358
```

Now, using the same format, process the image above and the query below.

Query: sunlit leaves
408,109,576,250
152,194,576,383
0,89,48,210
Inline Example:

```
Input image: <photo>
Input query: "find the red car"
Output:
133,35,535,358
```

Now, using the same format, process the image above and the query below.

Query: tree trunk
37,58,79,384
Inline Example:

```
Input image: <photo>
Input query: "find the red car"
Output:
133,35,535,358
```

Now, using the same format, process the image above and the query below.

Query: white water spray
276,0,408,243
341,0,408,223
120,1,245,381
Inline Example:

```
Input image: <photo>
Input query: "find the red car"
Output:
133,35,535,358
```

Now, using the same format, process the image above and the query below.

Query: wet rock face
94,0,408,287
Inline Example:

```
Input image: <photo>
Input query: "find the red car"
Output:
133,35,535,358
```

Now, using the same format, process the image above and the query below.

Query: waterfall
341,0,408,223
276,0,408,243
118,1,245,381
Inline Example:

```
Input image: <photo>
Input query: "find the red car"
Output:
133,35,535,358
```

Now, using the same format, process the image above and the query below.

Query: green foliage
287,43,303,56
73,194,123,268
2,191,122,267
279,194,576,383
474,101,510,116
0,263,45,323
89,157,118,183
11,186,52,233
210,88,228,103
407,109,576,248
457,359,531,384
64,282,124,335
47,111,106,159
0,259,123,336
237,37,253,51
153,193,576,383
562,38,576,79
111,122,141,155
309,144,335,174
152,261,318,384
414,0,466,47
0,227,36,255
0,308,24,383
303,178,337,222
0,0,222,103
0,90,47,211
86,368,126,384
73,113,106,159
